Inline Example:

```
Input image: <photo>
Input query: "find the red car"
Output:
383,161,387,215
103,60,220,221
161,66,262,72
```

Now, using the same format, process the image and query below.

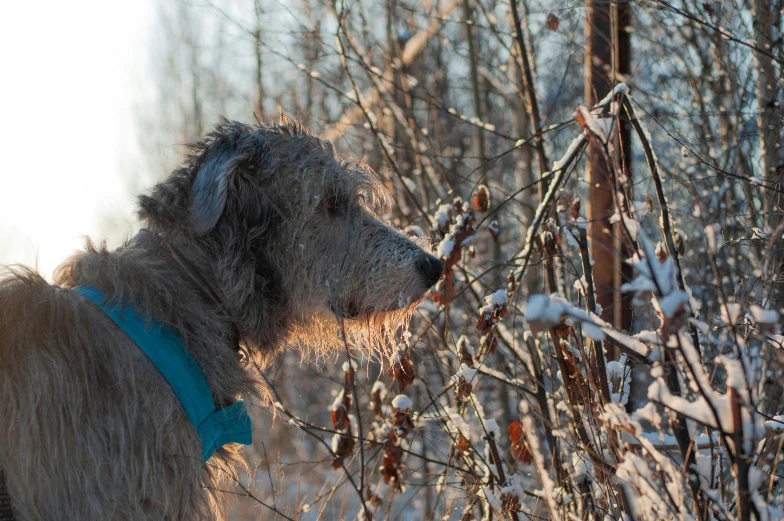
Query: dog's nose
416,254,444,288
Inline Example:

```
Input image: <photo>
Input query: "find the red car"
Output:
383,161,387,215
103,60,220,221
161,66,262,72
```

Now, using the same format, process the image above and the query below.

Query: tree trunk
585,0,633,353
463,0,488,187
253,0,265,118
752,0,782,229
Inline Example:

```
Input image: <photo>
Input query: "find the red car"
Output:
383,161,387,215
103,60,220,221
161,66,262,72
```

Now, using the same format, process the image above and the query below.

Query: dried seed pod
387,351,416,391
673,229,686,255
331,429,356,469
501,492,522,514
477,289,509,334
369,381,388,418
506,269,517,295
488,220,499,242
457,336,475,367
655,241,668,263
381,438,404,491
471,185,490,212
570,196,582,220
391,396,415,438
547,12,560,31
508,421,533,463
480,333,497,355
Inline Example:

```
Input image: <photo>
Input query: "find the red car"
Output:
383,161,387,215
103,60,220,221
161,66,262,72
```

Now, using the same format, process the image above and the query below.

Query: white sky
0,0,154,277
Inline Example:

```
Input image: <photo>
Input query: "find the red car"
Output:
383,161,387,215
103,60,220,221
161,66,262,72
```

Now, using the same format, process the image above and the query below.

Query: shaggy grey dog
0,116,442,520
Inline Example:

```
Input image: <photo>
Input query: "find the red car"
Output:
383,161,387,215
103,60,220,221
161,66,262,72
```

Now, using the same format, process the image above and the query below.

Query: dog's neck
138,229,243,351
54,226,278,405
56,230,260,404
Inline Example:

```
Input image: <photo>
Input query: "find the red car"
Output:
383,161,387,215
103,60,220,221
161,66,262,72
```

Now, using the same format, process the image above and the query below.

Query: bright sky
0,1,154,277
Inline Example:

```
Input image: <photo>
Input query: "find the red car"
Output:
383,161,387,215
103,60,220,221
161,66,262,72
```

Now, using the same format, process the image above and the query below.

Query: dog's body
0,118,442,520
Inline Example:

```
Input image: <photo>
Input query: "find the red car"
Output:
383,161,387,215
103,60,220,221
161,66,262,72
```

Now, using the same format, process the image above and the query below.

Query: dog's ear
191,149,243,235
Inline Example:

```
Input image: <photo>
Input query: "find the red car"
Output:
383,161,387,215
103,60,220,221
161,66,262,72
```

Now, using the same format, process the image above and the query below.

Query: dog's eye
324,195,339,215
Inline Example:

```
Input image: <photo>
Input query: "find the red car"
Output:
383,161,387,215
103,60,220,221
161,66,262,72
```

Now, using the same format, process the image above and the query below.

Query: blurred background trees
136,0,783,519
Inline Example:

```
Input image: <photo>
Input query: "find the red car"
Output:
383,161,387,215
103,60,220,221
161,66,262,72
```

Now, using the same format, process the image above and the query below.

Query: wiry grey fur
0,116,442,520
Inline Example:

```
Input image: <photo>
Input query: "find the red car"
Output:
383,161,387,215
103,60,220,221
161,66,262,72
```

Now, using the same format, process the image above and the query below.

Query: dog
0,116,443,520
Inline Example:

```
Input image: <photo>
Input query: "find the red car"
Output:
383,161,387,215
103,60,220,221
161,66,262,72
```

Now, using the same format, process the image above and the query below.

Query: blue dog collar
72,285,252,464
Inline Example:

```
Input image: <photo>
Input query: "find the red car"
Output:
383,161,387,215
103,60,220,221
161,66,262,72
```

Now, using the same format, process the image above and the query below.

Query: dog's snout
416,254,443,288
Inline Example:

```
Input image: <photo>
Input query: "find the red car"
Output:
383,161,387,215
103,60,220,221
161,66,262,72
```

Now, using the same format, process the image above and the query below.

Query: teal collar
72,285,252,464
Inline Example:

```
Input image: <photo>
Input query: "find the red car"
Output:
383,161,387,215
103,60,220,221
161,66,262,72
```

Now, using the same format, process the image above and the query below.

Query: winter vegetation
136,0,783,519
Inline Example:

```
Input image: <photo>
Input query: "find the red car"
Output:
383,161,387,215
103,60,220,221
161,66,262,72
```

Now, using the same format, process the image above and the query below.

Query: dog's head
139,116,441,356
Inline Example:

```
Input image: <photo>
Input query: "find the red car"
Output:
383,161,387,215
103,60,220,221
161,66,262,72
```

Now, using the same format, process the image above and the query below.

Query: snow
330,432,341,453
633,402,662,430
487,220,499,234
594,82,629,108
720,302,742,325
622,216,641,241
342,359,358,372
573,276,587,297
647,377,731,432
331,389,346,412
750,304,779,324
768,334,784,348
391,394,413,410
485,289,508,307
405,225,424,237
606,359,625,380
552,133,587,171
719,355,747,392
520,403,561,521
581,320,606,341
454,363,478,383
524,294,566,328
480,475,523,516
658,290,690,319
632,199,652,218
436,234,454,259
585,113,614,143
764,415,784,431
564,228,578,247
483,418,501,440
371,381,388,403
479,288,508,318
433,203,452,230
606,355,631,404
457,335,474,356
444,406,471,440
591,312,652,360
524,294,652,359
621,229,689,319
600,403,692,518
704,223,724,252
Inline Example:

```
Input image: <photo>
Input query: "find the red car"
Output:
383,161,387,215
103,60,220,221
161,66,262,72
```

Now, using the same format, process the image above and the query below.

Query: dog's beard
329,291,428,319
288,298,416,361
280,254,432,360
